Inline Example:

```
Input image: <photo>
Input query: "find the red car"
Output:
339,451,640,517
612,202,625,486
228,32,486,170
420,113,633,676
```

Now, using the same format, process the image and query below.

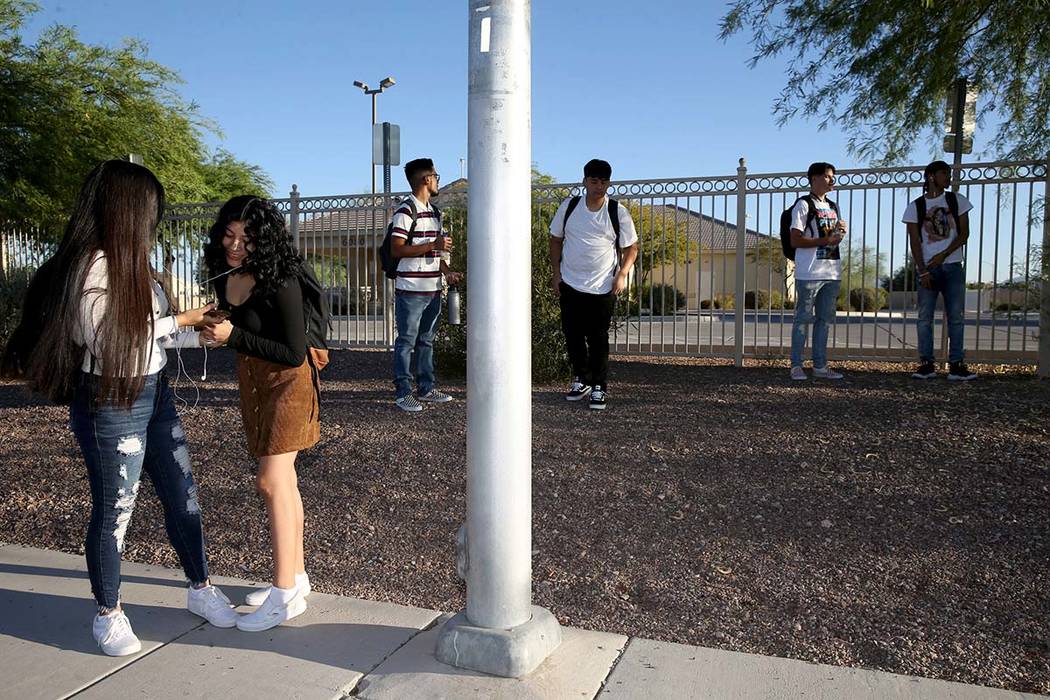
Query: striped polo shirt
392,194,444,295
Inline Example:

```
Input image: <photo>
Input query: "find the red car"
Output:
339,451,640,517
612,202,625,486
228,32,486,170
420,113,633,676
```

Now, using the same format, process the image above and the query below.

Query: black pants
559,282,615,388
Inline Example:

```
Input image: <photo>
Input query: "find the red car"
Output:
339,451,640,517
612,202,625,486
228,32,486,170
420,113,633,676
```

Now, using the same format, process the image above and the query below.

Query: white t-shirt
391,194,444,295
790,196,842,281
75,252,201,376
549,197,639,294
901,192,973,265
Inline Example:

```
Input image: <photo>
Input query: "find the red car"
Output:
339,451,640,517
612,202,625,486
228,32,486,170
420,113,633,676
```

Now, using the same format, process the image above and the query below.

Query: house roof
296,188,773,252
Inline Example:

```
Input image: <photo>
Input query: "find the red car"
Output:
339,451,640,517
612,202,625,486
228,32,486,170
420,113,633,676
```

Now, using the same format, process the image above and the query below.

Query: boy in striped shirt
391,158,462,412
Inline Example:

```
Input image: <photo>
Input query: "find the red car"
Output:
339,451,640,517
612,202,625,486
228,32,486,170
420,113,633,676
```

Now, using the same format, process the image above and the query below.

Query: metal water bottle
448,285,461,325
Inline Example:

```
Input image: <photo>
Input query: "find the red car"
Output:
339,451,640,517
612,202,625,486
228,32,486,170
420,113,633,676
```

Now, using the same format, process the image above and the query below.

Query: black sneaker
565,377,592,401
948,362,977,381
589,385,607,410
912,362,937,379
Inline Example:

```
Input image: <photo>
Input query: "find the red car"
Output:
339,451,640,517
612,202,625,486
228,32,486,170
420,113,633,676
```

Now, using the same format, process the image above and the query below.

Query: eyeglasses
427,173,441,182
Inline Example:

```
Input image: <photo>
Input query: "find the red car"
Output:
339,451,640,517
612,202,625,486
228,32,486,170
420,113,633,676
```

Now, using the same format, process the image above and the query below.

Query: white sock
295,572,309,587
271,585,297,604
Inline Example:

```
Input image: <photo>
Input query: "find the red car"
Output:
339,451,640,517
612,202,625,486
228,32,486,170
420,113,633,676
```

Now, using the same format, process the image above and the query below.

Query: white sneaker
790,366,807,381
93,610,142,657
812,367,844,380
417,389,452,403
235,588,306,632
245,573,311,607
187,584,238,628
395,395,424,412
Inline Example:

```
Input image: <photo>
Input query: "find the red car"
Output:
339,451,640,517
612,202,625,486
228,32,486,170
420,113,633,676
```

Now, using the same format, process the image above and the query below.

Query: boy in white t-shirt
902,160,976,381
788,162,848,381
549,159,639,410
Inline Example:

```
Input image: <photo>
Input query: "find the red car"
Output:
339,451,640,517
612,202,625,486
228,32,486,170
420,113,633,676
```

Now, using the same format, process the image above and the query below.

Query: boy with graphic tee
903,160,976,380
788,162,848,380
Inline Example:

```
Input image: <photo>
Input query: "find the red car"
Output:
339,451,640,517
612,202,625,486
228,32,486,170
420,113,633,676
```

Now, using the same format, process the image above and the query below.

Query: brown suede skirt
236,349,326,458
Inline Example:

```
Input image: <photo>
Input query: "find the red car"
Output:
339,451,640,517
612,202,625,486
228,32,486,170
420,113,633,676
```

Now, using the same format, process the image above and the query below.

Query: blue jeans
393,292,443,399
917,262,965,363
791,279,840,368
69,372,209,609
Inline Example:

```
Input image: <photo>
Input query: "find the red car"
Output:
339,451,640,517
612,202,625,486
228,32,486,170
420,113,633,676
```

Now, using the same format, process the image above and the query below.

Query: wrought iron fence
3,159,1046,369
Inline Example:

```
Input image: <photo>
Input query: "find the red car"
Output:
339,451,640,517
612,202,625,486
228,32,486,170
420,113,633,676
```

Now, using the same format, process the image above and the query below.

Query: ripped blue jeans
69,372,208,609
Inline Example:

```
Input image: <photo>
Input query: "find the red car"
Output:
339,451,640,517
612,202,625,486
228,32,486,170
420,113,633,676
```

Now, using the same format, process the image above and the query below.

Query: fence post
735,158,747,367
289,184,301,251
1039,158,1050,378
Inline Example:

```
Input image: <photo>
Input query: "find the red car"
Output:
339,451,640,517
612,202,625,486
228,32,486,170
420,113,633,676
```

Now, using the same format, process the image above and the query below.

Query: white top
549,197,639,294
392,194,444,295
790,197,842,281
75,251,200,376
901,192,973,265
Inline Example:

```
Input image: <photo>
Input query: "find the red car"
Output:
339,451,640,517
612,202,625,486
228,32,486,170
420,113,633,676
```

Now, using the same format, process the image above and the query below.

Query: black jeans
69,372,209,608
559,282,615,388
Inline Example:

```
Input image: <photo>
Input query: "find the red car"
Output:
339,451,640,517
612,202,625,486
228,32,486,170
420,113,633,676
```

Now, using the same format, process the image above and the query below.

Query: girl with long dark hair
202,195,325,632
22,160,237,655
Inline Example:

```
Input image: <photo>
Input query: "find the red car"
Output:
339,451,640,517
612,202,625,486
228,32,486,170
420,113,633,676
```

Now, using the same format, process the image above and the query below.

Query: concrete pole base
435,606,562,678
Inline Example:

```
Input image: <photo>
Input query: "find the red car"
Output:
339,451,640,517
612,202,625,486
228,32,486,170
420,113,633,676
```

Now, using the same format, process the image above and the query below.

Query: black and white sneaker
912,362,937,379
948,362,977,381
565,377,592,401
589,386,607,410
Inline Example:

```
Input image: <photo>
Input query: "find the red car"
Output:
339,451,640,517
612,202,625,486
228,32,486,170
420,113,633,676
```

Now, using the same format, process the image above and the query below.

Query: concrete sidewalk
0,543,1041,700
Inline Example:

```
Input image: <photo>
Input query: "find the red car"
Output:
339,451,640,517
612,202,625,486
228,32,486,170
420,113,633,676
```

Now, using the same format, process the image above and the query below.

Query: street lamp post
354,76,396,345
353,76,396,196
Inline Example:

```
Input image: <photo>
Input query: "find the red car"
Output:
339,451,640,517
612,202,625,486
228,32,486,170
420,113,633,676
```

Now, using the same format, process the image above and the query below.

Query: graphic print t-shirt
901,192,973,265
790,197,842,281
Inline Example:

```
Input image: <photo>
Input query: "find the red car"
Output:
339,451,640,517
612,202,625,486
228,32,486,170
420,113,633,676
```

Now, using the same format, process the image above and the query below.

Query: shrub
848,287,889,312
629,283,686,316
716,293,735,310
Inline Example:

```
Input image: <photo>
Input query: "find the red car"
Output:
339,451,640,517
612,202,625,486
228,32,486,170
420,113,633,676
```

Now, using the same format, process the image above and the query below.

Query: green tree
0,0,271,231
719,2,1050,162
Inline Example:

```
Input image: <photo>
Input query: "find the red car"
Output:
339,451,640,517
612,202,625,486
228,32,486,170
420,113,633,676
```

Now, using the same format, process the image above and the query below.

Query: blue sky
25,1,962,197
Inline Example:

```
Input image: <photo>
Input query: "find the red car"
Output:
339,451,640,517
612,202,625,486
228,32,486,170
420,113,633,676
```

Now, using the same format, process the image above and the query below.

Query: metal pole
1039,157,1050,378
289,184,300,251
942,77,967,366
371,93,377,197
436,0,560,678
734,158,747,367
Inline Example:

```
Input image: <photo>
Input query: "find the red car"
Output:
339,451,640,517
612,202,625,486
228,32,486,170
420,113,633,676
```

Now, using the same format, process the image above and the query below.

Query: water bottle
448,285,461,326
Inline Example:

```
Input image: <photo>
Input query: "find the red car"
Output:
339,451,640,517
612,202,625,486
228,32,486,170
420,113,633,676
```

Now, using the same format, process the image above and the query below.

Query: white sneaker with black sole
245,572,311,607
565,377,592,401
93,610,142,657
418,389,452,403
235,588,306,632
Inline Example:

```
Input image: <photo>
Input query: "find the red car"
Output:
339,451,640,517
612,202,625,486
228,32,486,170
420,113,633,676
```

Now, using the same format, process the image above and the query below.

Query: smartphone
203,309,230,324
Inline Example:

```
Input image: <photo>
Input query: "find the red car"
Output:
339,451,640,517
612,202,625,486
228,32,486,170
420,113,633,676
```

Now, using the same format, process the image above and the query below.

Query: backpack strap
914,195,928,243
800,194,819,236
608,198,622,267
403,197,420,245
945,190,960,229
562,195,581,235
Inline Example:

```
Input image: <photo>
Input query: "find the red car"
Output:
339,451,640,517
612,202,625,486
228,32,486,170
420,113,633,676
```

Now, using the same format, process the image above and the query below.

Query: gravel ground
1,349,1048,694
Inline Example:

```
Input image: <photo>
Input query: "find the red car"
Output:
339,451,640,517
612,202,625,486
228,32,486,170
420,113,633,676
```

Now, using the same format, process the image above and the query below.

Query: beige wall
648,251,791,305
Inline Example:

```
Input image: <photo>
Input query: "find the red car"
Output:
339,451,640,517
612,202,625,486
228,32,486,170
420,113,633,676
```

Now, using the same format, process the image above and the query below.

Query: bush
629,283,686,316
848,287,889,312
717,293,735,310
0,267,32,351
434,203,572,381
994,302,1026,312
743,290,768,309
700,298,716,310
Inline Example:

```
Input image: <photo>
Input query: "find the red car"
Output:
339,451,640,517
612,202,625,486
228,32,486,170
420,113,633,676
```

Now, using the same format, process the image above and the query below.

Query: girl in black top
203,196,323,632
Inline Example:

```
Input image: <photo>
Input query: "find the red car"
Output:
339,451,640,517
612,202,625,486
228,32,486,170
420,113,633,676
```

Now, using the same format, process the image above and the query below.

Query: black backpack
297,262,330,351
913,191,960,242
562,195,622,268
779,195,840,260
379,198,440,279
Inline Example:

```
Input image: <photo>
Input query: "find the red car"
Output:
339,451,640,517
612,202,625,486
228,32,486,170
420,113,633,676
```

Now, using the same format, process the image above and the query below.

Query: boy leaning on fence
786,161,848,381
903,160,977,381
